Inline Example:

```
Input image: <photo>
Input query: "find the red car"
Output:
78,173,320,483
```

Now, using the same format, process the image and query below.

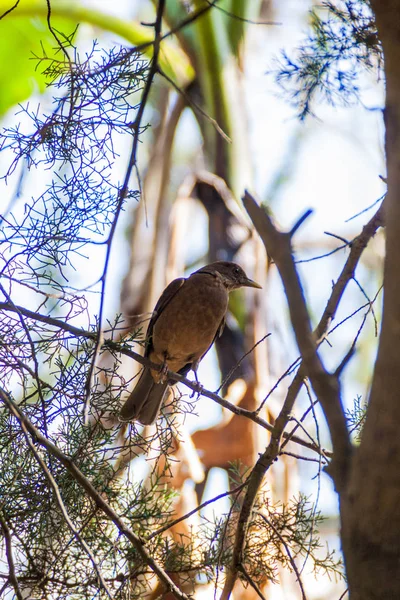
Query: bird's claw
158,361,169,383
190,373,203,398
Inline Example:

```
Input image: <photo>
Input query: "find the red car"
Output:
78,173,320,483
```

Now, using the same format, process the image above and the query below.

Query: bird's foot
190,369,203,398
190,384,203,398
158,361,169,383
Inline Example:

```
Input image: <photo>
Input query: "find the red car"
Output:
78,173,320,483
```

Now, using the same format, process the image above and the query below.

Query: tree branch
0,388,190,600
84,0,167,424
0,301,329,458
314,201,384,343
18,416,113,599
242,190,362,490
0,510,23,600
219,190,381,599
257,512,307,600
221,336,307,599
258,198,383,435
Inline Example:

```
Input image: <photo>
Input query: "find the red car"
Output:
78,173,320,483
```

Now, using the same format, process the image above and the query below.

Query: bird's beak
241,277,262,289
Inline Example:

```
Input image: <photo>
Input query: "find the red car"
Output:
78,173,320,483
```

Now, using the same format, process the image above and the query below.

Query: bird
119,261,261,425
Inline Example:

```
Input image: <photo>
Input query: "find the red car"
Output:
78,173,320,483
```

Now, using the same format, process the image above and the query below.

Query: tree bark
340,3,400,597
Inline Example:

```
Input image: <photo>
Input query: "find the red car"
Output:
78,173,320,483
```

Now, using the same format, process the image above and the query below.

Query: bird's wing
217,315,226,338
189,315,226,373
206,315,226,353
144,277,186,356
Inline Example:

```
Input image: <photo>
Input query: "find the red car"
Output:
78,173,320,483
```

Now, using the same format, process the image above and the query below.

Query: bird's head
197,261,262,292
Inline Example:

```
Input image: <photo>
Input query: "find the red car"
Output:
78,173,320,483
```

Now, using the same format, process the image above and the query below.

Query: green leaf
0,17,57,114
0,0,194,115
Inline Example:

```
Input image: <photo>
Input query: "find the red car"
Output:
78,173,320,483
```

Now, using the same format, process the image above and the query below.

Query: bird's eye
234,267,240,275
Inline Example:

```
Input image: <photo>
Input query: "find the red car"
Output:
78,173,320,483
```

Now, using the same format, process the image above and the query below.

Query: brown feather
119,262,261,424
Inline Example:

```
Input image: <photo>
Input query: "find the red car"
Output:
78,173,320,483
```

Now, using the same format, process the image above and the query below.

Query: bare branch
290,208,314,237
84,0,167,424
221,347,307,597
147,481,247,542
157,66,232,143
243,190,384,487
0,0,20,20
245,189,350,483
220,186,382,600
0,301,329,457
0,282,49,438
314,202,384,343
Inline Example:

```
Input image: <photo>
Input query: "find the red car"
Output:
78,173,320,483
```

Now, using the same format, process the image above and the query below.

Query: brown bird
119,261,261,424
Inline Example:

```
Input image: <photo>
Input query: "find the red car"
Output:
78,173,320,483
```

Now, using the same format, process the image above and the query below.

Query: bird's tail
119,368,170,425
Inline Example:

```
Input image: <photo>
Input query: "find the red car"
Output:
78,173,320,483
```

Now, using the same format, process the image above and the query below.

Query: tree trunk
340,3,400,597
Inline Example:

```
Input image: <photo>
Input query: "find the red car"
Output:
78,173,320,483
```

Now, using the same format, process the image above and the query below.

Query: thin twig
157,65,232,143
280,451,325,463
257,512,307,600
221,347,304,599
290,209,313,237
93,1,220,77
0,511,23,600
345,193,384,222
146,481,247,541
288,416,319,448
327,289,382,337
0,388,191,600
299,379,323,576
204,0,280,26
324,231,350,245
219,190,384,600
256,357,302,412
238,564,267,599
17,421,113,599
0,301,329,458
217,333,271,393
0,283,49,439
334,293,377,378
84,0,167,424
281,399,322,454
294,243,348,264
0,0,20,20
353,276,378,336
45,0,75,126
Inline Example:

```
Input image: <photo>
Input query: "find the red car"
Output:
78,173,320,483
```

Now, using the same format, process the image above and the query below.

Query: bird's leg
158,353,170,384
190,360,203,398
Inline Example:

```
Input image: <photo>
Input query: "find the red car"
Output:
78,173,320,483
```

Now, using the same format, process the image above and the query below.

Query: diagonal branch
0,282,50,438
314,201,384,343
220,192,383,599
0,299,330,458
221,193,382,598
157,65,231,142
257,512,307,600
84,0,167,424
257,200,384,442
18,417,113,599
0,387,190,600
0,510,23,600
221,342,306,599
243,190,363,489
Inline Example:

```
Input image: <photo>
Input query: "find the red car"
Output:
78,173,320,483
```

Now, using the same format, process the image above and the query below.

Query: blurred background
0,0,385,598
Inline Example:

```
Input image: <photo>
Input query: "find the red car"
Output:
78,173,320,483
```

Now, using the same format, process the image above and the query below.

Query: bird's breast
151,274,228,367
